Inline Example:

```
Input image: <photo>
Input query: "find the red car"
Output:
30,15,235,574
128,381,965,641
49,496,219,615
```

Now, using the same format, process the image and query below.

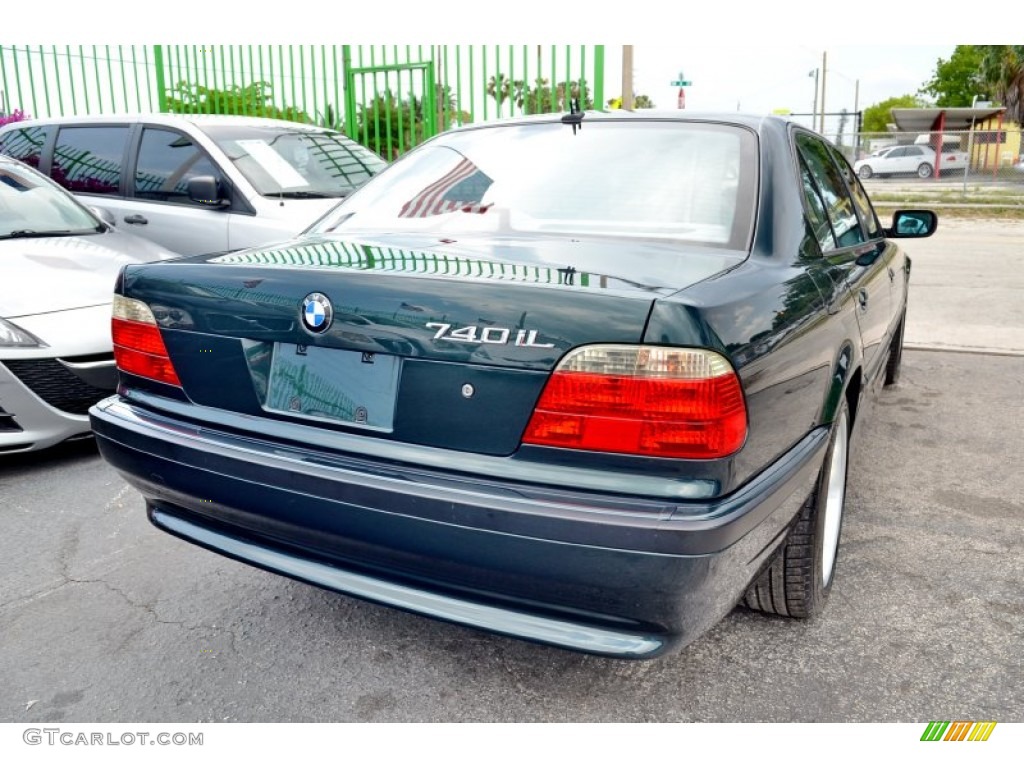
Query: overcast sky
608,45,955,117
31,1,967,130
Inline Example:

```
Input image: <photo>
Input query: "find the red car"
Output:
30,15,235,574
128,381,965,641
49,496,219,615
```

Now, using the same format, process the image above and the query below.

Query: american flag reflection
399,157,493,218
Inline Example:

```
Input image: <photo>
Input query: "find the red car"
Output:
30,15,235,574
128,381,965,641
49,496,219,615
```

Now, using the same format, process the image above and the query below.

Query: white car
0,156,177,453
0,114,387,257
855,144,966,179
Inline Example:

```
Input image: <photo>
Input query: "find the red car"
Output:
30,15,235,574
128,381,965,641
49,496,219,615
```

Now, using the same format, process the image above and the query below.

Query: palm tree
978,46,1024,124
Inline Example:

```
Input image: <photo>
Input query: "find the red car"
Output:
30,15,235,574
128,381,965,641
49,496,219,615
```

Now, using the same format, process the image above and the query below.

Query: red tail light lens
522,346,747,459
111,296,181,387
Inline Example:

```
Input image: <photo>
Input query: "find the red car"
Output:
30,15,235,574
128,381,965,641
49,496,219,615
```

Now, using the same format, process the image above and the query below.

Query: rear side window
795,133,865,250
799,157,835,252
0,126,51,168
51,126,129,195
828,144,881,239
134,128,222,204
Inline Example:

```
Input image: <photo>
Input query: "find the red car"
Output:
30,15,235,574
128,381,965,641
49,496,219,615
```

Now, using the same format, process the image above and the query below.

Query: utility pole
853,78,860,154
809,68,819,129
819,51,827,134
622,45,634,110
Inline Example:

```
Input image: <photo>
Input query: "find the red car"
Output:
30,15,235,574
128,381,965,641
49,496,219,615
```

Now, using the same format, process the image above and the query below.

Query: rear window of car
0,126,51,168
51,125,130,195
314,120,758,250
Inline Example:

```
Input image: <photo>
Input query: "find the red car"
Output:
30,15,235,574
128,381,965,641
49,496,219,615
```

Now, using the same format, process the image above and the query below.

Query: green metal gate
1,45,605,154
344,55,437,161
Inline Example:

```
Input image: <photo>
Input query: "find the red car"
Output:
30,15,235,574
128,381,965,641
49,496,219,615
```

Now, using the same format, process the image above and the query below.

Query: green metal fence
0,45,161,117
1,45,604,155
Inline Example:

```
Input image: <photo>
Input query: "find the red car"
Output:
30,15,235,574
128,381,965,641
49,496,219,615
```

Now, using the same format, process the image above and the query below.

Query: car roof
443,109,793,132
1,110,808,138
0,113,340,132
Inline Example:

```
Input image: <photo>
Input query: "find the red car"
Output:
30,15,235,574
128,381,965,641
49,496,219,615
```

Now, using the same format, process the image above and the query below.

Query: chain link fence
848,129,1024,188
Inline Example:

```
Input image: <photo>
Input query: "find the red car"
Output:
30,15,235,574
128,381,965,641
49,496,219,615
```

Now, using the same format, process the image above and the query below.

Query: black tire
884,312,905,387
917,162,933,179
743,399,850,618
858,165,873,179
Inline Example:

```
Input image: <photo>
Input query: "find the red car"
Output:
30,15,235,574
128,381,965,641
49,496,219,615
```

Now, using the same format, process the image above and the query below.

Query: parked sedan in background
0,156,176,453
854,143,967,179
90,112,936,657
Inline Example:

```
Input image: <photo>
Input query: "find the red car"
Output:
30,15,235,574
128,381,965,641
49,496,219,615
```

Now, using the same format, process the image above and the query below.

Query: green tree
487,75,594,115
351,84,470,160
352,90,424,160
165,80,310,123
921,46,986,107
861,94,929,133
977,45,1024,124
606,94,656,109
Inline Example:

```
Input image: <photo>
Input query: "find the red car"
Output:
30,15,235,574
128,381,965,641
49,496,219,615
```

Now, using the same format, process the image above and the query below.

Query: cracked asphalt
2,220,1022,723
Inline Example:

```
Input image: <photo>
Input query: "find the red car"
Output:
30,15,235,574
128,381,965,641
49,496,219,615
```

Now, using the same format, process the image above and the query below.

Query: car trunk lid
120,234,743,455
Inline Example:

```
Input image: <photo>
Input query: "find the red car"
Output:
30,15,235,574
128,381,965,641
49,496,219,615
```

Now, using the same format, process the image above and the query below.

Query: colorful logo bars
921,721,997,742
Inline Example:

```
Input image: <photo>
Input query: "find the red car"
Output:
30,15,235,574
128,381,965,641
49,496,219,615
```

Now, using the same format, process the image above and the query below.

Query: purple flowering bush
0,109,29,128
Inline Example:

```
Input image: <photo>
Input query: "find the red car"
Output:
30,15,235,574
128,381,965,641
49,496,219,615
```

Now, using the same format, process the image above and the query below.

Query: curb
904,343,1024,358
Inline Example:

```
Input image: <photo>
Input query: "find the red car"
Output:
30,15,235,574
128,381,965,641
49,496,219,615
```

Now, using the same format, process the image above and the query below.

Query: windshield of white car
0,166,102,239
201,125,387,198
311,121,758,250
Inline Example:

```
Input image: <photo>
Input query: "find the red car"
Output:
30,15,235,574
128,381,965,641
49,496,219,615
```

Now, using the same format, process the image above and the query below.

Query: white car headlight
0,318,47,348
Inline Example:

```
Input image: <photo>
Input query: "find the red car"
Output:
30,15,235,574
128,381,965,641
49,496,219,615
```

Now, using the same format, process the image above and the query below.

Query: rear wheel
884,313,905,387
917,162,933,179
858,165,873,179
743,399,850,618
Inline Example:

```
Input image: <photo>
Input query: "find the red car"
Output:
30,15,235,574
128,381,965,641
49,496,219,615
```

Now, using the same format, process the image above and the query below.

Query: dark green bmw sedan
89,112,936,658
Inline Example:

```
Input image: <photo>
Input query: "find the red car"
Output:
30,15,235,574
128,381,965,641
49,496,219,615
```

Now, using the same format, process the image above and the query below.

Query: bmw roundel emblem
301,292,333,334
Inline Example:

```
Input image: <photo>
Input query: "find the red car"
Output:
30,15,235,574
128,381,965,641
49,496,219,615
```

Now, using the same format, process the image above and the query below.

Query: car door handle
123,214,148,225
887,267,895,282
858,289,869,310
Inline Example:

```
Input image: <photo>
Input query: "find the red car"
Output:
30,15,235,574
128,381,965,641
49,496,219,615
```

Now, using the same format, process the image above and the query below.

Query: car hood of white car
1,228,177,319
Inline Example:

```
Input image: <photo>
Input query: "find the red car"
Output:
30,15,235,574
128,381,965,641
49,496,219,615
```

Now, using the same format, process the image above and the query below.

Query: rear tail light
522,345,747,459
111,295,181,387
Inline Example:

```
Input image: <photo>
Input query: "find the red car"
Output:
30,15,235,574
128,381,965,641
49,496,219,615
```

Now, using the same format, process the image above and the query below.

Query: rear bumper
90,395,828,658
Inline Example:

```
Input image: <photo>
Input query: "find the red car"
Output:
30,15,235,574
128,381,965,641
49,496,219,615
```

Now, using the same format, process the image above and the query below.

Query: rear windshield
200,124,387,198
313,120,757,249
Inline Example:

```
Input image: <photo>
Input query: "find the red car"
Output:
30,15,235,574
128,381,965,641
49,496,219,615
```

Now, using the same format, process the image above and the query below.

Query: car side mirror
187,175,228,207
89,205,117,227
885,209,937,238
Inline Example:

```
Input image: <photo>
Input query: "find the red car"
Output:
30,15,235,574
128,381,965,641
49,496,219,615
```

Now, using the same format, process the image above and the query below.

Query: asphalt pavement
900,217,1024,356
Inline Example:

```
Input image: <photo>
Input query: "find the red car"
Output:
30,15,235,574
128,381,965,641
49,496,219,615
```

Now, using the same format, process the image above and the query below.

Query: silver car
0,156,177,453
0,114,387,257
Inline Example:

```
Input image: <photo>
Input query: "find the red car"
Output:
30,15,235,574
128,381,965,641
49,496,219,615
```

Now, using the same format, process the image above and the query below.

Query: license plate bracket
265,344,400,431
